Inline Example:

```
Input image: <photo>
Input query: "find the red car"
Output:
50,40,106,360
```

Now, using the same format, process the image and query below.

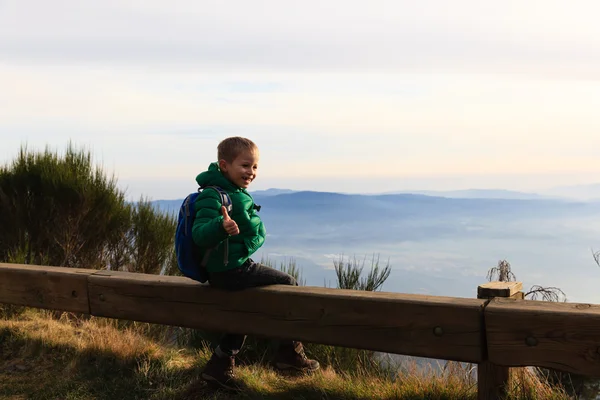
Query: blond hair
217,137,258,162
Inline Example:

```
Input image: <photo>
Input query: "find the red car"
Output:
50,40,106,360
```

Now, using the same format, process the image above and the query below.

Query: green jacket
191,163,266,272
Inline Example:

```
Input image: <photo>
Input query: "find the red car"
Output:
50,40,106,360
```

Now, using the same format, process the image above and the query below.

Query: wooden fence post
477,281,523,400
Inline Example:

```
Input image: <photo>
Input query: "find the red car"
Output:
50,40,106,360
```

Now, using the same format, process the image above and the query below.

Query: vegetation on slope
0,307,571,400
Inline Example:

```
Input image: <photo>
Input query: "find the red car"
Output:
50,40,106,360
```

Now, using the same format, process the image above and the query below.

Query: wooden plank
477,284,516,400
509,291,524,300
0,263,95,313
88,270,486,362
478,361,509,400
478,281,522,299
486,297,600,376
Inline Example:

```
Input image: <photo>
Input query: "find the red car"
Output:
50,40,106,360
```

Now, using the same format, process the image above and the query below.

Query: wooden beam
486,297,600,377
88,270,486,363
478,281,523,299
477,282,522,400
477,362,510,400
0,263,95,313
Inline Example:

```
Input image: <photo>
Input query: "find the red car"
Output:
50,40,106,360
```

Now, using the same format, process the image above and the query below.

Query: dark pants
208,261,298,356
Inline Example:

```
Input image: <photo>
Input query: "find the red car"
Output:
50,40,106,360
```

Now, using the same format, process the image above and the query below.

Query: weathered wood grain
478,361,510,400
88,270,486,362
477,282,518,400
6,262,600,382
478,281,522,299
486,297,600,376
0,263,94,313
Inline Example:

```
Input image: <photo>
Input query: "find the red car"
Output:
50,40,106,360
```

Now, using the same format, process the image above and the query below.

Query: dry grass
0,308,573,400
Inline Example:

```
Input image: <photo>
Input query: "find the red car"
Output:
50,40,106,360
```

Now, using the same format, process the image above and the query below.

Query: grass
0,307,572,400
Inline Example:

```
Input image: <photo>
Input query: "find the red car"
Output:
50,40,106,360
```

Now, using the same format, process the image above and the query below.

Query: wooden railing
2,262,600,399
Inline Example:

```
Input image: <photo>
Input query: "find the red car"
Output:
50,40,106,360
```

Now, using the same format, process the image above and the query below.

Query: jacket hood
195,162,238,191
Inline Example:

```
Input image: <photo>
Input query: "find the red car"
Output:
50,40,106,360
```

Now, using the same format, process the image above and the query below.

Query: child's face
220,150,259,189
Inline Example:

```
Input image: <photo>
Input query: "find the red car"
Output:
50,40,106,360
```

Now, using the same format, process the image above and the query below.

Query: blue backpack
174,186,232,282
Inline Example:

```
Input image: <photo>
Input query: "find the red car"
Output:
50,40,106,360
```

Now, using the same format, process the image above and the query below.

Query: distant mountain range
379,189,559,200
152,185,600,216
541,183,600,201
250,188,297,197
250,188,554,200
248,183,600,201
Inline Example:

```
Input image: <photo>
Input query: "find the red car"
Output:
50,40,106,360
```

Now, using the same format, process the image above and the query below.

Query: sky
1,0,600,200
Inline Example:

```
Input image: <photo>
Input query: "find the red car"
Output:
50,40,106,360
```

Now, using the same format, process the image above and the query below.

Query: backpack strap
199,186,233,267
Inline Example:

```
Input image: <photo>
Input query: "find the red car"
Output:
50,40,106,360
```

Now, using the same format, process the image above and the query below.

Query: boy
192,137,319,390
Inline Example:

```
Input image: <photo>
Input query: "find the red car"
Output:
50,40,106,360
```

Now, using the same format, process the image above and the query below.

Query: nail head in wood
526,336,538,347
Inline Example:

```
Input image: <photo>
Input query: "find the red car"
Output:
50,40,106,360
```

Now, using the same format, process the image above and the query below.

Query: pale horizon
2,0,600,200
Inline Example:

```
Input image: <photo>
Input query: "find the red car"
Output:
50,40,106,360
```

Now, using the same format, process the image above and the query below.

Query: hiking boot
201,353,243,391
273,341,320,373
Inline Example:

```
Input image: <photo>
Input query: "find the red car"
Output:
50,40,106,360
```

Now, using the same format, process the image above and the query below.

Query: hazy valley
154,188,600,304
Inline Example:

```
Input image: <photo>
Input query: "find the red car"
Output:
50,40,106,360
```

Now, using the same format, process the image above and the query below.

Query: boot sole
201,373,243,391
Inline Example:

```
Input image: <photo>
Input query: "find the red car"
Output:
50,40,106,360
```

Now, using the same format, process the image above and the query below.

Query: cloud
1,1,600,76
2,61,600,186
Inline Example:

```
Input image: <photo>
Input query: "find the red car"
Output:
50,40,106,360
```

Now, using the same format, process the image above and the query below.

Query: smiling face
219,150,259,189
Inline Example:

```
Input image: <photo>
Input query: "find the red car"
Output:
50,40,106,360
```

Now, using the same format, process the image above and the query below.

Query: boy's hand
221,206,239,236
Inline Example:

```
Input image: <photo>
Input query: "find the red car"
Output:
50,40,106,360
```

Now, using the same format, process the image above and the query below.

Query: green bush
0,144,176,274
127,197,177,275
0,144,130,269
